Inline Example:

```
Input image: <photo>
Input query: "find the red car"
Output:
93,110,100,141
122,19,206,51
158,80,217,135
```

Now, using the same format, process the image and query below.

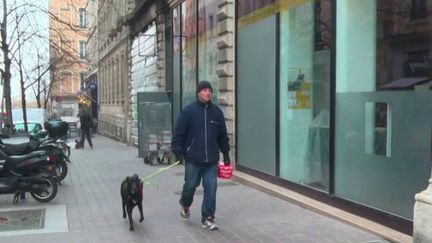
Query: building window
79,41,86,59
334,0,432,219
182,0,197,107
79,8,86,27
411,0,427,20
80,73,86,90
405,50,430,77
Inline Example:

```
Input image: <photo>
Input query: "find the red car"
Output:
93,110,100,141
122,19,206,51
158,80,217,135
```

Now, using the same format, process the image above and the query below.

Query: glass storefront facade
181,0,197,106
237,0,432,220
169,0,220,119
198,0,219,98
279,0,332,191
335,0,432,219
237,11,277,175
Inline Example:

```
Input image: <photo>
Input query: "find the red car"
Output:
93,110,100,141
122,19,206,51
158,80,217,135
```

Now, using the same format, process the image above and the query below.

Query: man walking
78,109,94,149
172,80,230,230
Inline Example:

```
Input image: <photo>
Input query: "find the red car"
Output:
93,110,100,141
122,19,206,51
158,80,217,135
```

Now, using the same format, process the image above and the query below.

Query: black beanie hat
196,80,213,93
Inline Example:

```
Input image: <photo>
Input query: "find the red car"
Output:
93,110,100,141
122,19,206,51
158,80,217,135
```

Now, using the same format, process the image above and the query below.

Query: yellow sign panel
287,69,311,110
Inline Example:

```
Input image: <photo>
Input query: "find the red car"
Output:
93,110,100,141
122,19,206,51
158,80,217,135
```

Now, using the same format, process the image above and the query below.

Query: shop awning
380,77,430,89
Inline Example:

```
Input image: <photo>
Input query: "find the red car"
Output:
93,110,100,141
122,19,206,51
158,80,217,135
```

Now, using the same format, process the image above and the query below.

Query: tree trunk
19,60,28,132
44,75,54,110
34,76,42,108
3,57,12,135
1,0,13,135
35,58,42,108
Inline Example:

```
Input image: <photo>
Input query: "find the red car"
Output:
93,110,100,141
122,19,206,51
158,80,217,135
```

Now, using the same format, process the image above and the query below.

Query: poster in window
287,68,311,109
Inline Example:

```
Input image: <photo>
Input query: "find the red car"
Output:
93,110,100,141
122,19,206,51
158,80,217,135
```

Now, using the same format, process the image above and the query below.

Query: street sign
54,95,63,103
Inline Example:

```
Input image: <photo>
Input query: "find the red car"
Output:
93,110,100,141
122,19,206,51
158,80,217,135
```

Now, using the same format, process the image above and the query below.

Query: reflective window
279,0,332,191
198,0,218,99
238,0,275,18
79,8,86,27
172,6,182,122
335,0,432,219
79,41,86,58
181,0,197,107
377,0,432,91
237,0,277,174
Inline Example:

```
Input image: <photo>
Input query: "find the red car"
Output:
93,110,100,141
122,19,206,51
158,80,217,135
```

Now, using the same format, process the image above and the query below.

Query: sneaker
201,217,218,230
180,206,190,220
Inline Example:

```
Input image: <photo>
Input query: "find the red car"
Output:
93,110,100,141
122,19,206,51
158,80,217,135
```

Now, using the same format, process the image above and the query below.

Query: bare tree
14,40,28,132
8,2,44,132
1,1,50,134
29,50,51,109
1,0,89,135
0,0,16,135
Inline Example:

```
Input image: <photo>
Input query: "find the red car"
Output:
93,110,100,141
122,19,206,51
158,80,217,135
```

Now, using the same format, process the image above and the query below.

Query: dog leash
140,161,180,184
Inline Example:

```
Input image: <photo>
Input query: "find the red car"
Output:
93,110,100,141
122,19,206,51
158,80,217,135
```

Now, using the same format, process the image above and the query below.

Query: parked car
13,121,43,134
11,108,49,133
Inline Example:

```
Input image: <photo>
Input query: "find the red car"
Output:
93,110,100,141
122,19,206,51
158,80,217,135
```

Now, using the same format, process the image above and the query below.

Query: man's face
197,88,212,103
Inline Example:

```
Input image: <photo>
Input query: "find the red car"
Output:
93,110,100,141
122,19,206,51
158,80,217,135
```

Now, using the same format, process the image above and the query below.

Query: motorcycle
0,137,70,183
0,149,58,203
0,121,72,183
30,130,71,158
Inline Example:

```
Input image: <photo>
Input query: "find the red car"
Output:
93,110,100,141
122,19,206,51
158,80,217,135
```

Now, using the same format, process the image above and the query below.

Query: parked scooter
0,139,70,183
30,131,71,158
0,121,71,183
0,149,58,204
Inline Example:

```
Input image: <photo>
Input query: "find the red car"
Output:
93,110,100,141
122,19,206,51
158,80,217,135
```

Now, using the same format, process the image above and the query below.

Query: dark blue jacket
172,100,229,164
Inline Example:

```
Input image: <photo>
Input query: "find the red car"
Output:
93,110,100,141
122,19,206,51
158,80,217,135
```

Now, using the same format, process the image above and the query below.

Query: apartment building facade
96,0,133,142
49,0,90,117
84,0,99,123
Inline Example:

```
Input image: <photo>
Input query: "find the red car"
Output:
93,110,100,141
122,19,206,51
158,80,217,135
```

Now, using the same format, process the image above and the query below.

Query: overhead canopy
380,77,430,89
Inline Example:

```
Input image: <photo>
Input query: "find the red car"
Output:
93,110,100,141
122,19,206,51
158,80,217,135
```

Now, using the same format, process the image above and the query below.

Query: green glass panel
279,1,332,191
181,0,197,107
335,92,431,219
335,0,432,219
237,15,276,174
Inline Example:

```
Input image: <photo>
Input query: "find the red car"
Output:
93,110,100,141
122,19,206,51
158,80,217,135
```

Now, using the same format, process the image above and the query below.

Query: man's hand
175,153,184,164
223,153,230,165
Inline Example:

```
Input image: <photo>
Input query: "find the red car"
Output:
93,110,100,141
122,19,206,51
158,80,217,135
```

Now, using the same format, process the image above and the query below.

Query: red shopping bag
218,161,233,179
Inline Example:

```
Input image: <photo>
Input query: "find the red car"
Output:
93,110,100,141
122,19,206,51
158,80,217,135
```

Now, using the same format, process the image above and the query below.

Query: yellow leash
140,161,181,186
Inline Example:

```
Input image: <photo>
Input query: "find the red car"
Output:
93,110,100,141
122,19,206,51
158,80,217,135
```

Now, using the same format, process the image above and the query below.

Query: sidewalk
0,135,393,242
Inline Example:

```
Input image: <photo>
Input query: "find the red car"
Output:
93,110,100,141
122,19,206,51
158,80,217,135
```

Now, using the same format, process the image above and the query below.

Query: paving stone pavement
0,135,391,243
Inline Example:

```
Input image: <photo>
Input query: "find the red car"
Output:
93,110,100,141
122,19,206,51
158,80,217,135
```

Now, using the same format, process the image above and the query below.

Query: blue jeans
179,162,218,221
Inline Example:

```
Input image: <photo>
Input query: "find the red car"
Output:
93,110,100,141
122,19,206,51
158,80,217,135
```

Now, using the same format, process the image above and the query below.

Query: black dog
75,139,84,149
121,174,144,231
